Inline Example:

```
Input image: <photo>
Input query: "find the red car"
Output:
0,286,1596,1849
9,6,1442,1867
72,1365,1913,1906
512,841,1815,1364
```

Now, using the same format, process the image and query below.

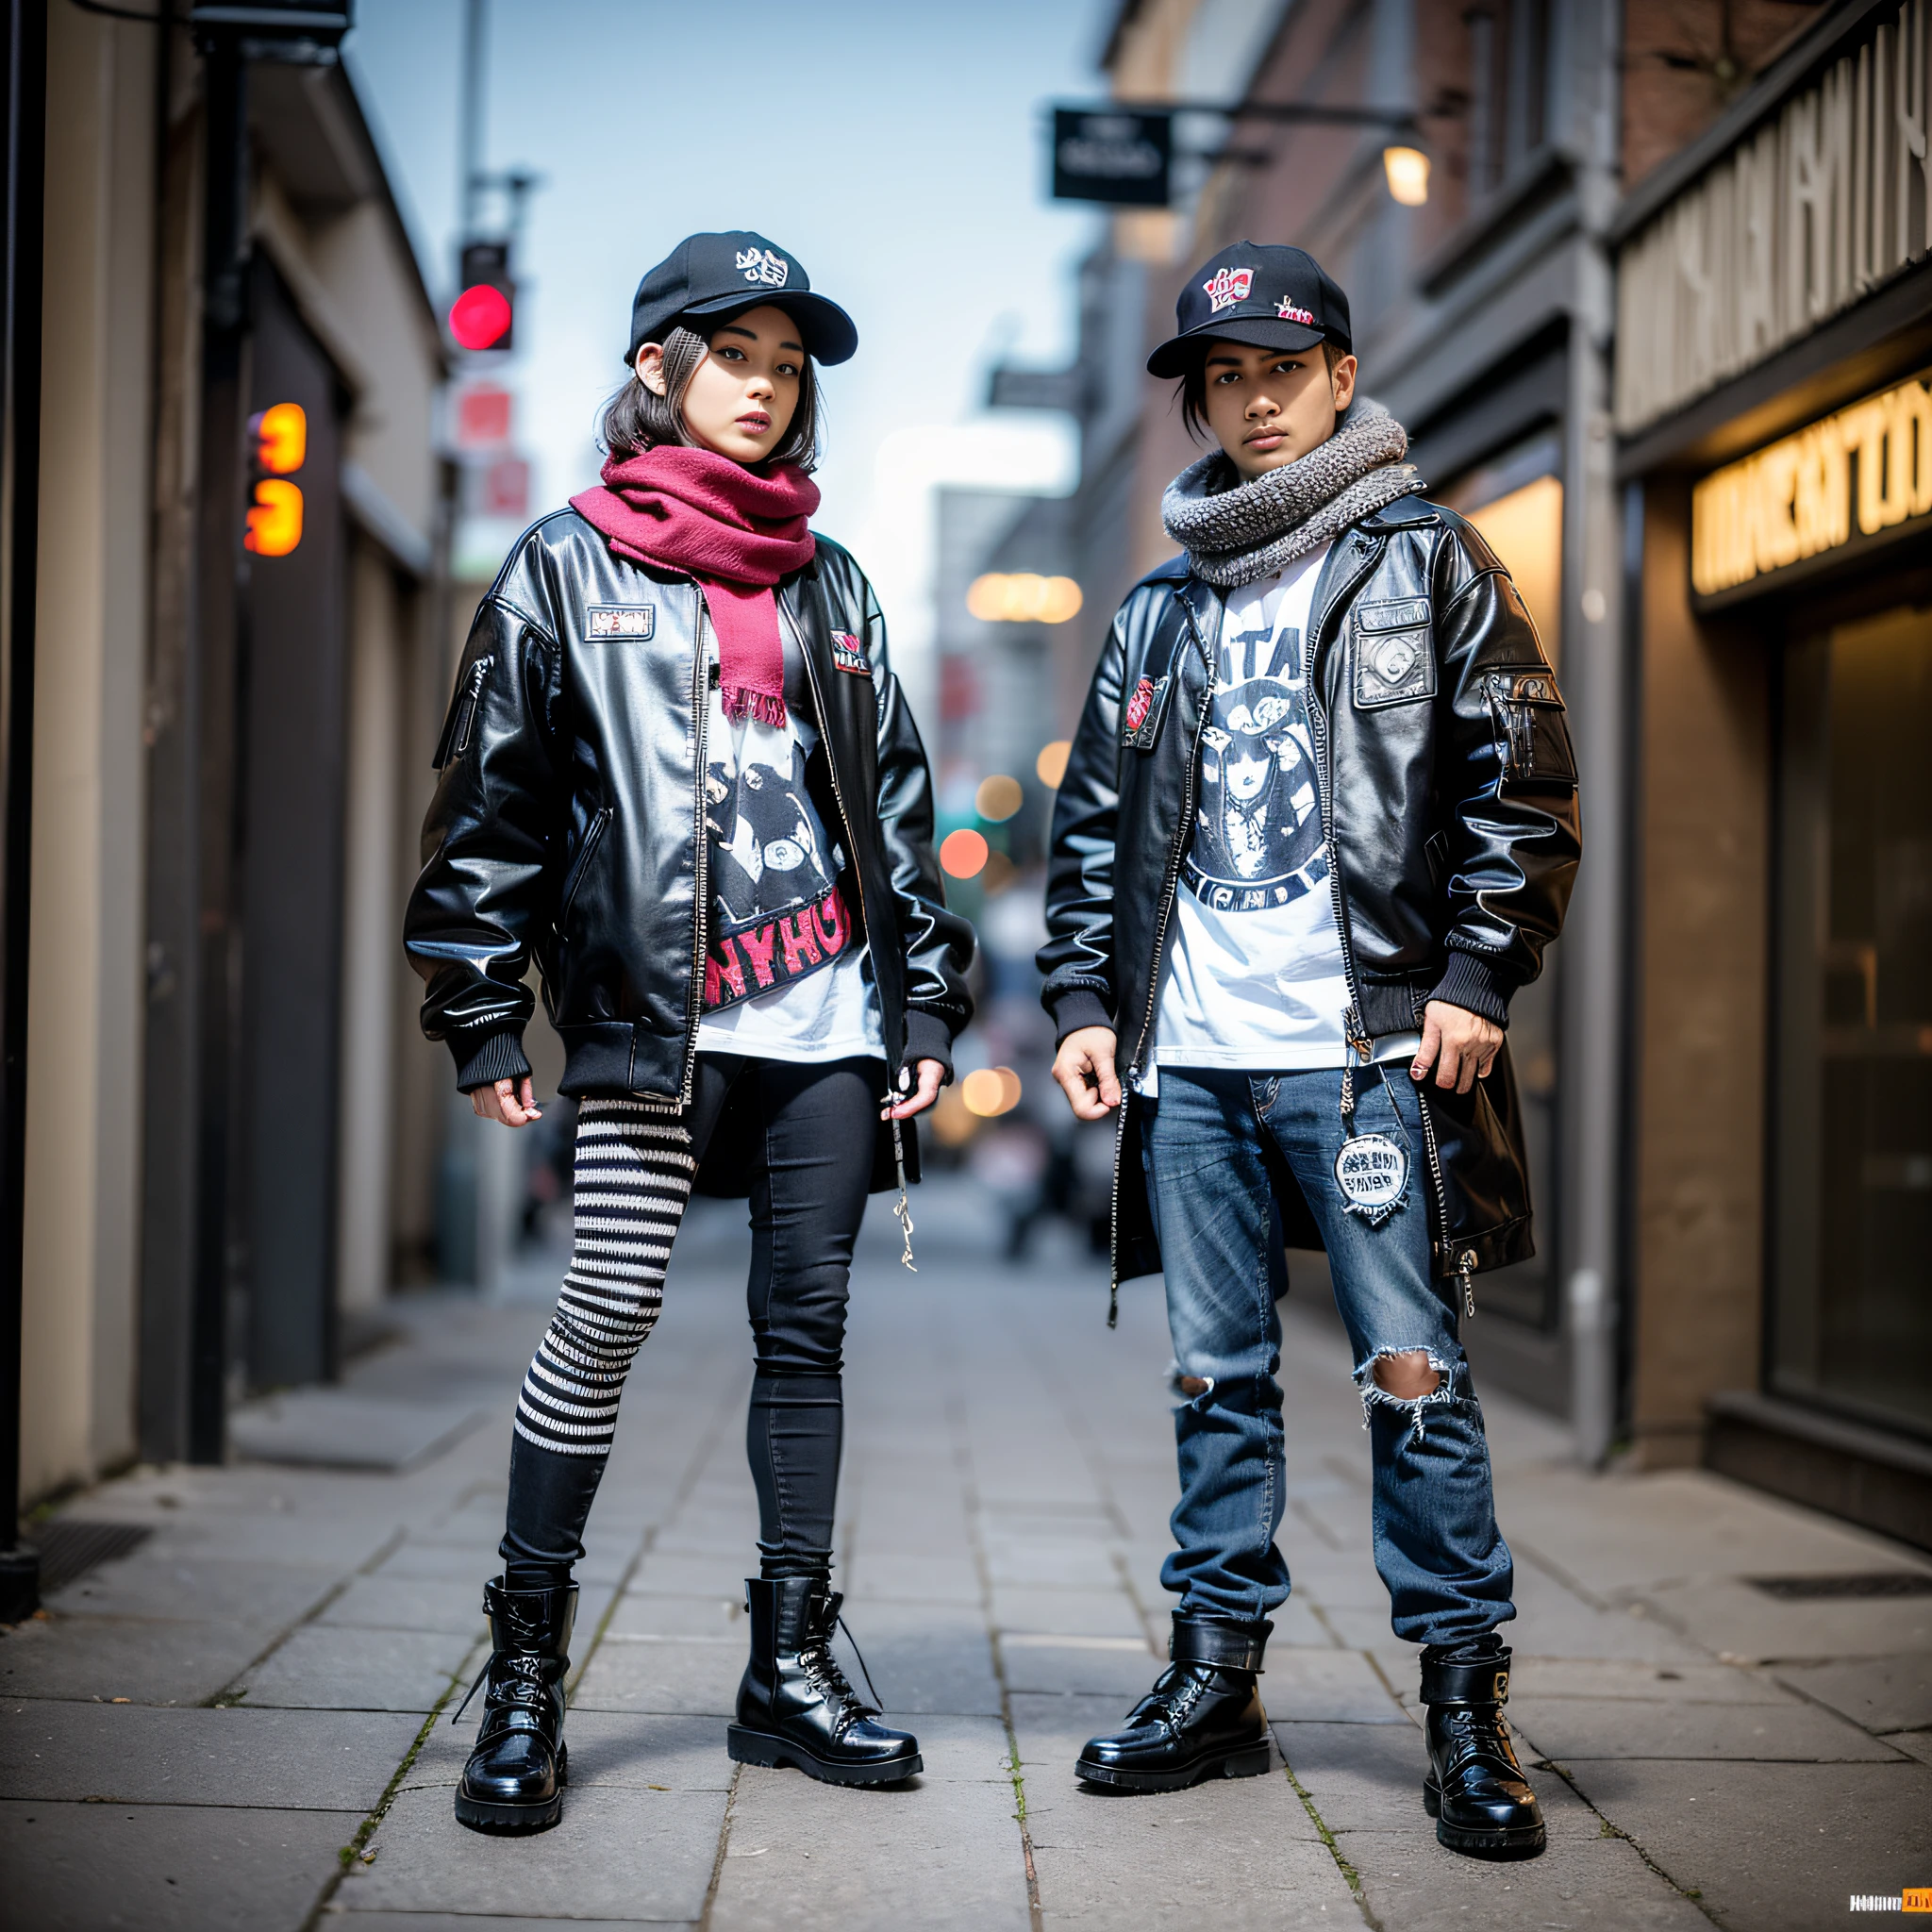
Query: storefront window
1442,437,1564,1326
1774,608,1932,1435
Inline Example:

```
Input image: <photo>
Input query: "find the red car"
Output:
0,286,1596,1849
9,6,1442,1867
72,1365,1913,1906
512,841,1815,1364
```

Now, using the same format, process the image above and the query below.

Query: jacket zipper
786,601,869,962
671,597,714,1112
1303,533,1454,1280
1109,597,1216,1321
438,653,493,766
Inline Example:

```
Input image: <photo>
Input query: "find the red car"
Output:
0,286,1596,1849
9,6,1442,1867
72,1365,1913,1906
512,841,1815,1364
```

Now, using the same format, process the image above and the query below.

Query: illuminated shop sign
1690,373,1932,597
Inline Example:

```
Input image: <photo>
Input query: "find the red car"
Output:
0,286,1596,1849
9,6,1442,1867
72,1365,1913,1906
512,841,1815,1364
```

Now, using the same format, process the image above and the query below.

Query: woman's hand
883,1059,945,1121
472,1076,543,1126
1410,1002,1502,1095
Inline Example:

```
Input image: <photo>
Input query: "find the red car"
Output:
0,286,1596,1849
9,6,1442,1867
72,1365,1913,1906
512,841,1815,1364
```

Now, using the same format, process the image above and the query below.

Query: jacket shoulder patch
830,630,872,675
1121,674,1173,750
586,605,655,641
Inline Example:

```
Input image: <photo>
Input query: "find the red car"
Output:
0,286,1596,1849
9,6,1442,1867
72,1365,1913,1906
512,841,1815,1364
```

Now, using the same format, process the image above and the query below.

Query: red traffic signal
450,240,514,352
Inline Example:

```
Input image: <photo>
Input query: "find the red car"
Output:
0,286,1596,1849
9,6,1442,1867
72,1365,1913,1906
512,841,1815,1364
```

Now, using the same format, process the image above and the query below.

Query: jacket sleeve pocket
432,653,495,769
1483,668,1575,789
1352,599,1435,708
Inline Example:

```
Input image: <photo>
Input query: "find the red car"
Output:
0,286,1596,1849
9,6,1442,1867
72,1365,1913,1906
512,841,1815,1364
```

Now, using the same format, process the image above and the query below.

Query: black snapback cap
1146,242,1351,377
625,230,858,367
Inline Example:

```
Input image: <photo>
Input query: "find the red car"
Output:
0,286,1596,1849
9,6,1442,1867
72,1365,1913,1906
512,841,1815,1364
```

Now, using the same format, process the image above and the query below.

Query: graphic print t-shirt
1147,542,1418,1078
692,627,882,1064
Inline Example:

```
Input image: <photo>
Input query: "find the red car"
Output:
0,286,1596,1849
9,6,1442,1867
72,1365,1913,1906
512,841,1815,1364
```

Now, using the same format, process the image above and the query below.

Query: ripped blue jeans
1141,1063,1514,1647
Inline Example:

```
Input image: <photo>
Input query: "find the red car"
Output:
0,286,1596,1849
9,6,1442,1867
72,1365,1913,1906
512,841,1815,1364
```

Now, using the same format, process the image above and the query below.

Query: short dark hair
600,317,823,471
1175,337,1348,442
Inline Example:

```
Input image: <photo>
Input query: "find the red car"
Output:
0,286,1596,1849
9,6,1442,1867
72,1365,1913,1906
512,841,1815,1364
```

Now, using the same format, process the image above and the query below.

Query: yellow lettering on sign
1690,374,1932,595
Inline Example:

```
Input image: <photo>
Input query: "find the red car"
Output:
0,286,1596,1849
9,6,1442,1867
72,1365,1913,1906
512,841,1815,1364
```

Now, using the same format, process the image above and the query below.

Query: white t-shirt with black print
1142,541,1420,1089
692,630,883,1064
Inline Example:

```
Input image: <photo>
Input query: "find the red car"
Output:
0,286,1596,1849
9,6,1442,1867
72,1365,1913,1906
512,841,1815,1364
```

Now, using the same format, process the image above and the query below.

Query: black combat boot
1421,1643,1546,1857
1074,1614,1272,1791
727,1575,922,1786
453,1578,577,1833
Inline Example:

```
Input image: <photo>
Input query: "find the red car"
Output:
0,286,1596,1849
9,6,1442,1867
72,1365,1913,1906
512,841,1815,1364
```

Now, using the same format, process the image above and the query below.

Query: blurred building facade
987,0,1926,1546
15,7,453,1507
1612,0,1932,1546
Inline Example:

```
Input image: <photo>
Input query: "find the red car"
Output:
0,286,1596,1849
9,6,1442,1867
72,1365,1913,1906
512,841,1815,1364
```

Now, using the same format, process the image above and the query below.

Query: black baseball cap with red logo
1146,242,1351,377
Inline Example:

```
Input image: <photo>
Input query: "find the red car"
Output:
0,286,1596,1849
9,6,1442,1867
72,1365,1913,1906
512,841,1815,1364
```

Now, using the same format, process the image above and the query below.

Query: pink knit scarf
570,445,820,725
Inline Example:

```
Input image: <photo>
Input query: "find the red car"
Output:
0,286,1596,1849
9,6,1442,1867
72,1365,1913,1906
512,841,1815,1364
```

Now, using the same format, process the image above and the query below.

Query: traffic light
450,240,515,352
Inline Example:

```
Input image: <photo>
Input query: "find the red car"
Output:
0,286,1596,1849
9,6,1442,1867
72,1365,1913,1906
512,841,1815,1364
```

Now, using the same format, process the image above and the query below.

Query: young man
1039,243,1579,1859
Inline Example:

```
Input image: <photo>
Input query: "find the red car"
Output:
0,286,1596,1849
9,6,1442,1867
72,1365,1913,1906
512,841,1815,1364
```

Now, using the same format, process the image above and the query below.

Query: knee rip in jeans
1356,1347,1455,1440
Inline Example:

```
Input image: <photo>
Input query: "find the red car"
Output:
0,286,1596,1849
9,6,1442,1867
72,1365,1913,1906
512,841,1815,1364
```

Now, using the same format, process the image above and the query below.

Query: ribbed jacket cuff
1428,951,1513,1027
1046,986,1114,1047
452,1026,533,1092
902,1008,957,1085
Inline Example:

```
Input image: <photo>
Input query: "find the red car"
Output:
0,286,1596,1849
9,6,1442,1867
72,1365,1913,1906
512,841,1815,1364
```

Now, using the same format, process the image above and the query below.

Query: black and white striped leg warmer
513,1098,697,1455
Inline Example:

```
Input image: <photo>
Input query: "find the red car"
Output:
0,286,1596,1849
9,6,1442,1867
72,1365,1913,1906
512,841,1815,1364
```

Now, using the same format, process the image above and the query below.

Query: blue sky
347,0,1110,661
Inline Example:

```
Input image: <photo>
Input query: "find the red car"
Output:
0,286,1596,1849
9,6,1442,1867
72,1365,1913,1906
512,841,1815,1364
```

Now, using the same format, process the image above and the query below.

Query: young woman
406,230,973,1832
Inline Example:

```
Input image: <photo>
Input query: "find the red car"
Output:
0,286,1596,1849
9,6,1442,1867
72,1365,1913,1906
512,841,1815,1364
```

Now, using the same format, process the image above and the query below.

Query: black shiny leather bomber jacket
1039,496,1581,1287
406,511,974,1186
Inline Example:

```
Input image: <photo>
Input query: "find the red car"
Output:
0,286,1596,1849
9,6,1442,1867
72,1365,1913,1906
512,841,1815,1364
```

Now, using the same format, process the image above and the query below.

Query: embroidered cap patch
830,630,871,676
587,606,655,641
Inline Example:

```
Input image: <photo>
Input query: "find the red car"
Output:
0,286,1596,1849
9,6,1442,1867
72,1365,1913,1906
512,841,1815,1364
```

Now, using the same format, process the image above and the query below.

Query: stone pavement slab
0,1700,423,1807
0,1795,360,1931
336,1784,726,1920
708,1741,1028,1932
232,1623,476,1712
1557,1757,1932,1930
1337,1827,1714,1931
0,1611,290,1706
1773,1651,1932,1732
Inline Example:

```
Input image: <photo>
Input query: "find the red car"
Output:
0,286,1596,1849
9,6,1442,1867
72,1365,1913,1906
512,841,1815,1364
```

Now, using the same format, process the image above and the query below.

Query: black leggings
501,1052,881,1589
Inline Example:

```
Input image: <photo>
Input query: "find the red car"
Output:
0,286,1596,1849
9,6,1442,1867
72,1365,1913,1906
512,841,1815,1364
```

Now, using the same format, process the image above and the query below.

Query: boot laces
800,1612,884,1734
1438,1705,1520,1777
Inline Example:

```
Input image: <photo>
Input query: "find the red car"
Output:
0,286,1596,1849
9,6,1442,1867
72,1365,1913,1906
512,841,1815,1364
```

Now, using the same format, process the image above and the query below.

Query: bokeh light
940,827,989,878
975,774,1023,821
966,573,1084,624
1036,741,1071,789
1382,144,1431,207
961,1066,1023,1117
932,1087,976,1147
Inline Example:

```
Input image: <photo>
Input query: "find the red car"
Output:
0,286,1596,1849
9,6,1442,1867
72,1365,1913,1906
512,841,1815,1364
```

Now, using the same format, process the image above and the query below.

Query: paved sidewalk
4,1177,1931,1931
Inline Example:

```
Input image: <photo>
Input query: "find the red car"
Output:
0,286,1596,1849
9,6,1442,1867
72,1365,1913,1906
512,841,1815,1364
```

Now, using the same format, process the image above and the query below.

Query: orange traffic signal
245,479,304,557
251,401,306,474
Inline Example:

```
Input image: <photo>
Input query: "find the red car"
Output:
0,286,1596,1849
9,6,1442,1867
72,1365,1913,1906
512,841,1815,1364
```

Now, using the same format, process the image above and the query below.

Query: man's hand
1410,1001,1502,1095
1052,1025,1123,1121
883,1059,945,1121
472,1075,542,1126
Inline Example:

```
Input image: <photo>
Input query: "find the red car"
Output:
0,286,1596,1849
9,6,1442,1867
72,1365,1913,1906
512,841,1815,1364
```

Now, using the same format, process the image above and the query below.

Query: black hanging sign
1051,108,1173,207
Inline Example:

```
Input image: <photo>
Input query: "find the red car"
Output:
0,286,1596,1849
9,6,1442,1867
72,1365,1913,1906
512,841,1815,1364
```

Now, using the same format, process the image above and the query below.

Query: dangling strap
837,1610,885,1711
881,1081,917,1272
451,1655,491,1725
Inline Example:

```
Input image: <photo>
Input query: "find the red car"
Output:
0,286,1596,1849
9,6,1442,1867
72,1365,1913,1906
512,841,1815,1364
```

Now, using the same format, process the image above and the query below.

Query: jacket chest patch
1351,598,1435,708
830,630,871,675
1122,674,1172,750
586,604,655,641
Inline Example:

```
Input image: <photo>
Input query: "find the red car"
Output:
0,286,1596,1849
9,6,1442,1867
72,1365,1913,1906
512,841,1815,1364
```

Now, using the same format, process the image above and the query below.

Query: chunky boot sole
1423,1776,1547,1858
1076,1740,1272,1792
727,1724,922,1786
454,1745,568,1834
